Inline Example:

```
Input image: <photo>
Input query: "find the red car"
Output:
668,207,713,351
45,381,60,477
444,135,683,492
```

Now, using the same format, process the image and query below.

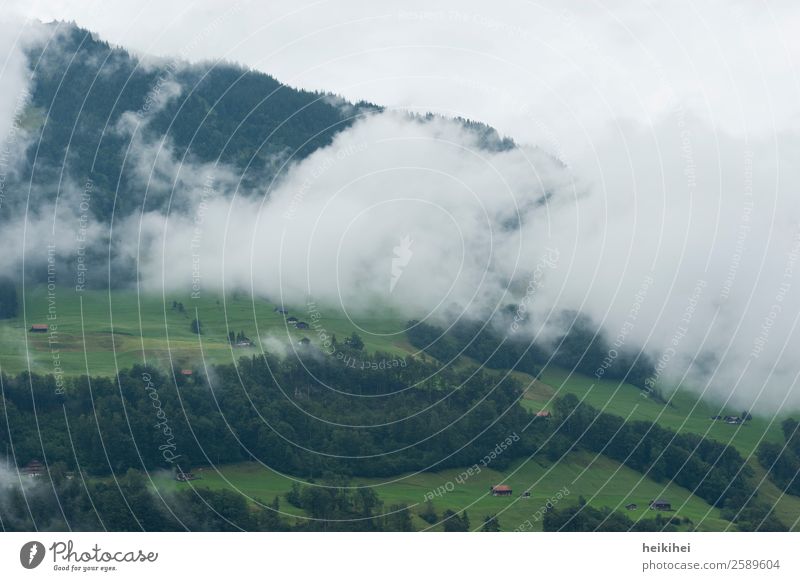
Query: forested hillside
16,23,372,221
10,22,512,224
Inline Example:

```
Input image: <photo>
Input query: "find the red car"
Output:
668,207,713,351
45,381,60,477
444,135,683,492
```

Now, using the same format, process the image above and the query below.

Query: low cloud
124,111,566,322
116,107,800,415
3,14,800,417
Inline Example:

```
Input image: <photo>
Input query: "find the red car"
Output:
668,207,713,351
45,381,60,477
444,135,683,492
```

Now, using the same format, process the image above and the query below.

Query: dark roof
21,460,46,475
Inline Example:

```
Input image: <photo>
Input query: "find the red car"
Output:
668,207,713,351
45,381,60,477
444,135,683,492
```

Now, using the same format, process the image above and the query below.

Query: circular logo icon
20,541,46,569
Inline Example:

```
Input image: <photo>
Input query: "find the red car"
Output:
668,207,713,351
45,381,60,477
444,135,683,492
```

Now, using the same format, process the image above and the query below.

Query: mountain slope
11,22,512,224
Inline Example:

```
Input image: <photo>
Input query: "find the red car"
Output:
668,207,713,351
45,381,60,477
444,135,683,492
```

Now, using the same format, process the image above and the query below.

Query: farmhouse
180,369,193,377
235,340,253,347
536,410,551,419
175,467,199,482
649,499,671,511
625,503,638,511
298,337,311,346
29,324,49,333
491,484,512,497
21,459,46,477
287,316,298,324
724,416,742,425
274,307,288,314
295,322,309,330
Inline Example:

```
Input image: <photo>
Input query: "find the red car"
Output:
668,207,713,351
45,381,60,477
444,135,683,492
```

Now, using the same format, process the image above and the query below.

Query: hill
0,284,411,377
8,22,512,226
3,284,799,531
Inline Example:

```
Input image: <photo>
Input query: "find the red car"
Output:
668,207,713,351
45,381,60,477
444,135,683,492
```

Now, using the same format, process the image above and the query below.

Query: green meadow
0,284,412,377
518,366,786,459
3,284,800,530
149,452,730,532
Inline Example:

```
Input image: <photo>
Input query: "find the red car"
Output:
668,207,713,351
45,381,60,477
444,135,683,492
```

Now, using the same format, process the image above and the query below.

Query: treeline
549,395,786,531
284,481,413,531
0,467,417,532
543,497,683,532
545,311,656,390
757,418,800,497
406,319,543,375
406,311,655,391
0,348,534,479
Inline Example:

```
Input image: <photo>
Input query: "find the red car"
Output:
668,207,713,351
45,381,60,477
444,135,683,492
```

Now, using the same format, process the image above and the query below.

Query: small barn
180,369,193,377
649,499,671,511
298,337,311,346
491,484,513,497
295,322,309,330
274,307,288,314
536,410,551,419
175,467,199,482
287,316,298,324
29,324,49,333
625,503,638,511
21,459,46,477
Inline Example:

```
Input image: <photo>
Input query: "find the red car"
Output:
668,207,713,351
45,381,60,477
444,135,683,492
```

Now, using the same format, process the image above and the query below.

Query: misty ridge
2,21,800,415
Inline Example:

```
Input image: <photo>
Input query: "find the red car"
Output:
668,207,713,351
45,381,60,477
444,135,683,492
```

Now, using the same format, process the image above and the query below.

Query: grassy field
516,366,786,458
150,452,730,531
0,284,413,377
3,284,800,530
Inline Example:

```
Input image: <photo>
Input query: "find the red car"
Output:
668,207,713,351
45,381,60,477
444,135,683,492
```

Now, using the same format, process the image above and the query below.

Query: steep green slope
520,366,785,459
148,452,730,531
0,284,412,377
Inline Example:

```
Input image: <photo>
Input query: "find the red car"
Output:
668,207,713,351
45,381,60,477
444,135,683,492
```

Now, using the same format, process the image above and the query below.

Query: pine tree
481,514,500,531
